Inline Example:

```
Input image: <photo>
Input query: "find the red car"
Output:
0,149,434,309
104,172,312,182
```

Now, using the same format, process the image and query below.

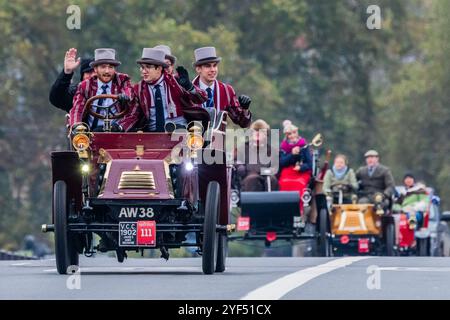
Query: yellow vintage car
329,193,396,256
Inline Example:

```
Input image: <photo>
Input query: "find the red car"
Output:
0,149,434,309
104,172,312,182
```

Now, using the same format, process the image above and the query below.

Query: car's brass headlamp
186,125,204,151
72,133,90,152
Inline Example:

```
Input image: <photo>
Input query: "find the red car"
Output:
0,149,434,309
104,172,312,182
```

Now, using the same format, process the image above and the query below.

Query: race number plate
119,221,156,247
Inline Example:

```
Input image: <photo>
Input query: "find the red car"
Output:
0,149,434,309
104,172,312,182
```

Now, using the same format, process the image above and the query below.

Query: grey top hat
153,45,177,65
193,46,222,67
89,48,121,68
136,48,168,68
364,149,379,157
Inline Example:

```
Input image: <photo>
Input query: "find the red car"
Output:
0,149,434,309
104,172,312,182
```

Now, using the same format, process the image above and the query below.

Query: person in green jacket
323,154,358,204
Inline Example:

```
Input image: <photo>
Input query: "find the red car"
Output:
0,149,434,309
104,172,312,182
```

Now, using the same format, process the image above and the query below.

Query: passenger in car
192,46,252,128
278,120,313,214
119,48,207,132
323,154,358,204
235,119,279,191
49,48,95,113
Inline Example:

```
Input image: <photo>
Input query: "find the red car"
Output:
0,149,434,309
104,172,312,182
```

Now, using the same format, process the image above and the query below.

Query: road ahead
2,256,450,300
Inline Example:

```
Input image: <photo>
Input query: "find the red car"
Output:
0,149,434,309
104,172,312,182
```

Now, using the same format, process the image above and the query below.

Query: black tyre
385,223,395,256
215,233,228,272
202,181,220,275
54,180,79,274
318,208,331,257
418,237,429,256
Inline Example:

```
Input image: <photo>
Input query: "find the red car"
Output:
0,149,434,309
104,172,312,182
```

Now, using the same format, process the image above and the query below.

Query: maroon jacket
70,73,133,126
119,71,207,131
192,76,252,128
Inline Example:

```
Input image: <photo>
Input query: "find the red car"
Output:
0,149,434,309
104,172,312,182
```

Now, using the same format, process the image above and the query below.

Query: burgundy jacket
119,71,207,131
70,73,133,127
192,76,252,128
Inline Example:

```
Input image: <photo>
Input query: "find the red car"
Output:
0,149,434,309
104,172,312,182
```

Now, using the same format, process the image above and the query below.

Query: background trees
0,0,448,250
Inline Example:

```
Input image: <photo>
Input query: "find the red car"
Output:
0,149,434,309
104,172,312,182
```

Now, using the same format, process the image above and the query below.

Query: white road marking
241,257,371,300
378,267,450,272
11,262,30,266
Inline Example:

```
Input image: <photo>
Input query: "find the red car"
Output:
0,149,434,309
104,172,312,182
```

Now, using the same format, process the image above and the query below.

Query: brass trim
118,171,156,190
136,145,145,157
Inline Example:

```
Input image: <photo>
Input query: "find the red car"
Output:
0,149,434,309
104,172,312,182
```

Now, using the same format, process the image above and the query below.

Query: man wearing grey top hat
356,149,395,210
70,48,133,131
119,48,207,132
192,46,252,128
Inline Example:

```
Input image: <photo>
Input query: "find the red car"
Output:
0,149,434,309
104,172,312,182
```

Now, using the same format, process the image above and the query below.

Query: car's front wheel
202,181,220,275
54,180,79,274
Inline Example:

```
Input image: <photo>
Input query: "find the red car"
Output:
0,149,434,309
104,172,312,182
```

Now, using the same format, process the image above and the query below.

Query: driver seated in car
323,154,358,204
69,48,132,132
397,173,429,229
235,119,279,191
356,149,395,211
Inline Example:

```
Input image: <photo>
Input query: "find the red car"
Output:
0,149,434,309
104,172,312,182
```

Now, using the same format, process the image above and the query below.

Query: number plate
119,221,156,247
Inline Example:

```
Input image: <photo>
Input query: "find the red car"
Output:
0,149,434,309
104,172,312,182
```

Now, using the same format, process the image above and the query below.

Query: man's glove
117,93,130,105
176,66,194,91
238,95,251,109
111,122,123,132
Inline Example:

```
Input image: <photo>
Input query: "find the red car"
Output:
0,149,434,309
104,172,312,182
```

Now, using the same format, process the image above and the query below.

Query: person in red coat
119,48,207,132
70,48,132,131
278,120,313,215
192,47,252,128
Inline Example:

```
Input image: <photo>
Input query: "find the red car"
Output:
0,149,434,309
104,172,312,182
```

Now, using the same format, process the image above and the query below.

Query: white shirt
147,76,185,131
199,80,214,109
88,80,114,128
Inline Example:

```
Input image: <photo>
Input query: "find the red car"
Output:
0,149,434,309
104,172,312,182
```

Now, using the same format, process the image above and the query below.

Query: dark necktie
91,84,109,130
206,87,214,108
154,84,165,132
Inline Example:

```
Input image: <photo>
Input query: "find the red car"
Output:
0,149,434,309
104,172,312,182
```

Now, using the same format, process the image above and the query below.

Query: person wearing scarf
323,154,358,204
278,120,313,215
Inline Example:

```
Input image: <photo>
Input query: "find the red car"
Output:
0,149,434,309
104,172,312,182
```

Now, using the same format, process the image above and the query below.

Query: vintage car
395,185,449,256
328,190,396,256
229,134,333,257
42,94,233,274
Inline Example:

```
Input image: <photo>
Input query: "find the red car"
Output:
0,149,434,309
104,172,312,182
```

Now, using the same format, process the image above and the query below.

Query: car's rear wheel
202,181,220,275
215,233,228,272
385,222,395,256
318,208,331,257
54,180,79,274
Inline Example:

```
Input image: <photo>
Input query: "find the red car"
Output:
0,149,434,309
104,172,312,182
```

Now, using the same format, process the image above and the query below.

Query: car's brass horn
311,133,323,147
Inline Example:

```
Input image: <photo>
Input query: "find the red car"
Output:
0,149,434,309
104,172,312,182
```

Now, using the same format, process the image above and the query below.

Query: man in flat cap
119,48,207,132
192,46,252,128
70,48,132,131
49,48,95,112
356,149,395,210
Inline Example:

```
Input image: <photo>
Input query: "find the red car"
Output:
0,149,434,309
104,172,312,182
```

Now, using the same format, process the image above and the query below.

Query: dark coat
49,70,77,113
356,164,395,197
279,145,313,172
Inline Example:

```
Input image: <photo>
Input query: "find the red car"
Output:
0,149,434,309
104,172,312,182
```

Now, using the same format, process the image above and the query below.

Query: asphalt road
1,255,450,300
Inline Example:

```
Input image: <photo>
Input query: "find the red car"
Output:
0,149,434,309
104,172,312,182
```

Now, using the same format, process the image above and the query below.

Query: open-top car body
229,134,333,257
328,190,396,256
43,94,232,274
